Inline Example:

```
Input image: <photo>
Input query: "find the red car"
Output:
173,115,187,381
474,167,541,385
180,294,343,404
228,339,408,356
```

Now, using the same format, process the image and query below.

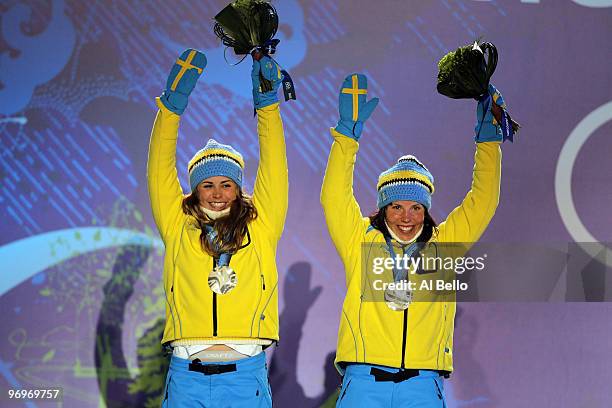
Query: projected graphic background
1,0,611,407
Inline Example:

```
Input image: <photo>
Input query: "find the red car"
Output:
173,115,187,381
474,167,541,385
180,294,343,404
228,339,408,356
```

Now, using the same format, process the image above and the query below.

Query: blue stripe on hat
377,155,434,209
188,139,244,191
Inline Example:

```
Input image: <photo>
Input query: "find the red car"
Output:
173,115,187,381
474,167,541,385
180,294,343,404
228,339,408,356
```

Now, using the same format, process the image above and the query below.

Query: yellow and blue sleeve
437,141,502,243
321,129,371,265
147,98,186,242
251,103,289,243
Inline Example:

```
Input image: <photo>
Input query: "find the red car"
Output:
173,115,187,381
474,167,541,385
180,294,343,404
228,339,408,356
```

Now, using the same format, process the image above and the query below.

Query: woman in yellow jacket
321,74,507,407
148,49,287,407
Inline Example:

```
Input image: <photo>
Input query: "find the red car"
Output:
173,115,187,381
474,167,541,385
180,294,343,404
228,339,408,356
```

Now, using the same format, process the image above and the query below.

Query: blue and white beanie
376,155,435,209
188,139,244,192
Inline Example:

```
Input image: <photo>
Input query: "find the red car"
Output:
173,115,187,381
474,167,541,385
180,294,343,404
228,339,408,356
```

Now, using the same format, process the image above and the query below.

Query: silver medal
208,265,237,295
384,287,412,311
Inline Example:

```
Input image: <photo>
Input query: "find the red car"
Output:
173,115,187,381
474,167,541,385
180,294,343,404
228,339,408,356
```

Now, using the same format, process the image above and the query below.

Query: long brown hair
181,190,257,257
368,204,438,243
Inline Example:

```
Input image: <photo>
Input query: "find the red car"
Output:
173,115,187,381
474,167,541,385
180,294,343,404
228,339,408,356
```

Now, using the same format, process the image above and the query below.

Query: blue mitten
334,74,379,141
160,49,207,115
251,56,283,109
474,83,507,142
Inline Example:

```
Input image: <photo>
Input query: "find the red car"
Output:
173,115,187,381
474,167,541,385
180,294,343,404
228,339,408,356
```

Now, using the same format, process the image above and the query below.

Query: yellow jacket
148,99,287,345
321,129,501,372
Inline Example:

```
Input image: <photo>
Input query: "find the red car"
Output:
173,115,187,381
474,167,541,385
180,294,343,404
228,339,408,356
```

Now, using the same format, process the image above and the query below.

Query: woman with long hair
321,73,506,407
148,49,287,407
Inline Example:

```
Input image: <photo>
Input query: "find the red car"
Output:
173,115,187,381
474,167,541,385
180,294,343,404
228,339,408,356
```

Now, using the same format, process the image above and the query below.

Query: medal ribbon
204,225,232,266
384,236,422,282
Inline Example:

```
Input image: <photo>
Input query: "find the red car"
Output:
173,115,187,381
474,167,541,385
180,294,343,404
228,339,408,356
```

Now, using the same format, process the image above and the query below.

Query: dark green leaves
214,1,279,55
437,41,498,99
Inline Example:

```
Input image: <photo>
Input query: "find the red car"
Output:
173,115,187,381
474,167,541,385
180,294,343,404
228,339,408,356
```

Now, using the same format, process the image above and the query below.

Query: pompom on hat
188,139,244,192
376,155,435,209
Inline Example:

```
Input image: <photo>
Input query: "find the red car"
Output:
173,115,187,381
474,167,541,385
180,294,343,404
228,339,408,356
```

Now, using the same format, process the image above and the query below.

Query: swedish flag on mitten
160,49,207,115
251,56,283,109
475,84,519,143
335,74,379,141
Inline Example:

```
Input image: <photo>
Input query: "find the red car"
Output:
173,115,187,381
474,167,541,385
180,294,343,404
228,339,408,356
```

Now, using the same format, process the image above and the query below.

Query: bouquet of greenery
437,41,497,99
213,0,279,56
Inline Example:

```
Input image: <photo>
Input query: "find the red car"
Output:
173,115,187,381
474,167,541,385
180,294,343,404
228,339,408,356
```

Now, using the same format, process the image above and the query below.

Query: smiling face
196,176,239,211
384,200,426,242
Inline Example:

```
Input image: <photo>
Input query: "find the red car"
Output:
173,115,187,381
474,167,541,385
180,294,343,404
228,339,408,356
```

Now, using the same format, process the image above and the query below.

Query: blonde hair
181,190,257,256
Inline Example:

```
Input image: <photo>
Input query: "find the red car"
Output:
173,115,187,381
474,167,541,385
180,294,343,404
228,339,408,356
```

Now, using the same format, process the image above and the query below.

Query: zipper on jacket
212,258,218,336
261,274,266,290
443,303,451,359
213,293,218,336
401,309,408,368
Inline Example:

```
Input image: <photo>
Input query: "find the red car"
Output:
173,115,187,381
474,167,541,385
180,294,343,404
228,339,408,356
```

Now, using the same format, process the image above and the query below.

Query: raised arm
147,49,207,242
250,56,288,242
252,103,288,242
437,141,501,243
148,99,185,241
321,130,370,260
438,84,509,243
321,73,379,261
